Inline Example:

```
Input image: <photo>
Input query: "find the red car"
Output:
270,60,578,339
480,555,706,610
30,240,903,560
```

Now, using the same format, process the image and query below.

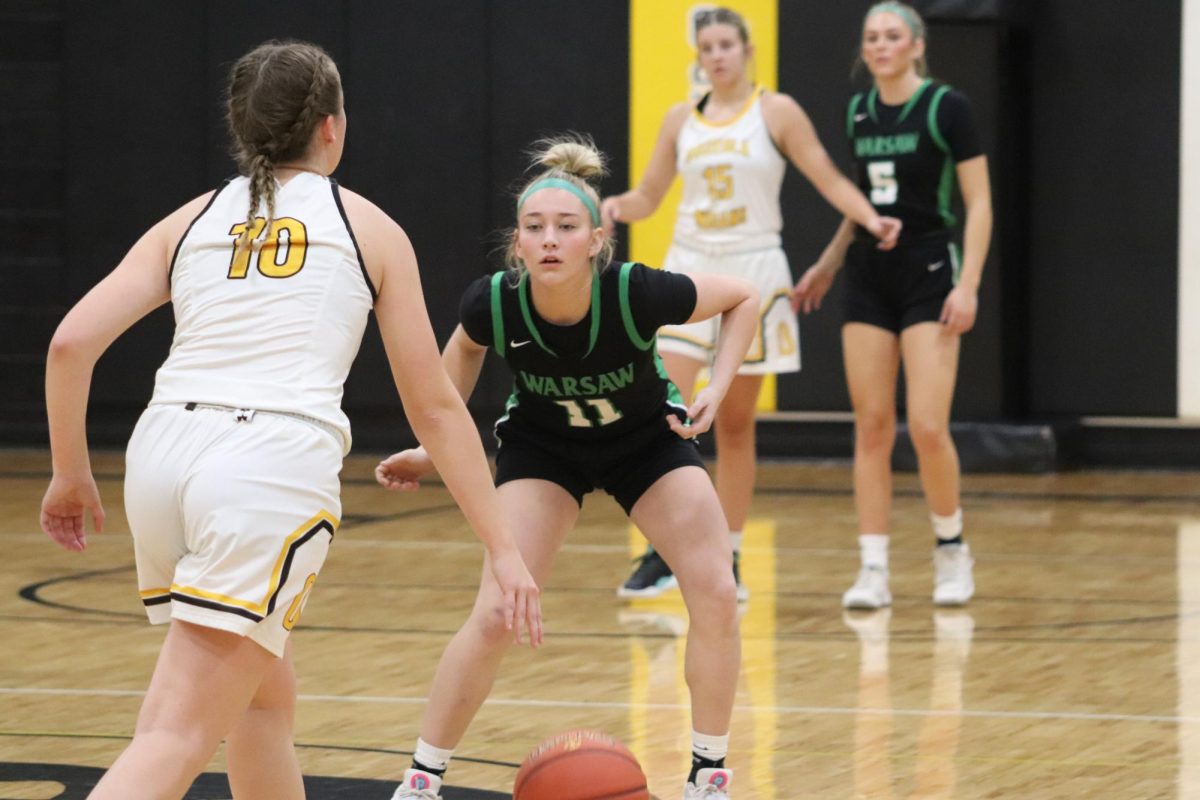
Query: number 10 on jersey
555,398,624,427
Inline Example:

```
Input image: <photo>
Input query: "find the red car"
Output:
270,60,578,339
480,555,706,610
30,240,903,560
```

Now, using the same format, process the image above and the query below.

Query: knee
855,412,896,453
908,417,951,454
682,565,740,633
715,409,756,447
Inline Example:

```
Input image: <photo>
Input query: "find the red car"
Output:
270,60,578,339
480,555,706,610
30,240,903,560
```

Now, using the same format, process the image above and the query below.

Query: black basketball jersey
459,262,697,441
846,79,983,240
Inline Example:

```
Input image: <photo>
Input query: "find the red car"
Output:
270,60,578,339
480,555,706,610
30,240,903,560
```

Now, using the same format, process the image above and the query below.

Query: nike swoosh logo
928,260,945,272
855,113,869,122
510,340,531,348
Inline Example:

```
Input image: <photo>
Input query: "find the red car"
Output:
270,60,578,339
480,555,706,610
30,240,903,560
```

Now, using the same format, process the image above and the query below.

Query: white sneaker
685,767,733,798
933,544,975,606
391,768,443,800
842,566,891,609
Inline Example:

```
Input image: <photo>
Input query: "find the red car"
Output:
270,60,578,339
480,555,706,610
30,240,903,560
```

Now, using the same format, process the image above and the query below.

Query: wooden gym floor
2,448,1199,799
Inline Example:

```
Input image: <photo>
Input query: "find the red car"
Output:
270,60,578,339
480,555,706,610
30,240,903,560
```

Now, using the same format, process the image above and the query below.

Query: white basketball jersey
150,173,375,452
672,87,786,250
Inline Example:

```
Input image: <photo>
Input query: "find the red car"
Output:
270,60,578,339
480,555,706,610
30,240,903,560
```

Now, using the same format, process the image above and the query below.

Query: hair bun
533,135,607,181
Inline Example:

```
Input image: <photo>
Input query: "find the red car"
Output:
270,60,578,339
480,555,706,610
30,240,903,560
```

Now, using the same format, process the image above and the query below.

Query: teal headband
867,2,923,36
517,178,601,226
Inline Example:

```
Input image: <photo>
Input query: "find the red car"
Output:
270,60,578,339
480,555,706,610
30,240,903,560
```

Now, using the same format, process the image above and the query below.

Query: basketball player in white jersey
39,40,540,800
602,7,901,601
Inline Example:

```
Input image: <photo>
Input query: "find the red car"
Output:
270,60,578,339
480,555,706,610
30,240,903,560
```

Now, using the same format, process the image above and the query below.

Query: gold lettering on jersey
283,573,317,631
227,216,309,280
685,137,751,162
777,321,796,356
694,207,747,229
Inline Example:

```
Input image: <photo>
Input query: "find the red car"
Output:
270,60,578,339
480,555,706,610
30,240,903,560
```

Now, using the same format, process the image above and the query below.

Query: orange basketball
513,729,650,800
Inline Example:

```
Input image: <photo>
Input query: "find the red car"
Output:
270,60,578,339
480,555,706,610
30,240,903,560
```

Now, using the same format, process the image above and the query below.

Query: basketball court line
0,684,1193,726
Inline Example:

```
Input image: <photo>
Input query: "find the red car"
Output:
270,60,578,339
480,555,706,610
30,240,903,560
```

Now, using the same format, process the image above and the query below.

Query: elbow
742,284,761,309
46,323,94,367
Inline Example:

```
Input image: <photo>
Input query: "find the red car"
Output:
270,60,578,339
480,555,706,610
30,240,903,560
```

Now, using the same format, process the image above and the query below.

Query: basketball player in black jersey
792,2,993,610
377,136,757,800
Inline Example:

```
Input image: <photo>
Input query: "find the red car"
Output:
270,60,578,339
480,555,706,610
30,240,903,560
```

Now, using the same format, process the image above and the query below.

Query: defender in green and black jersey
459,261,704,513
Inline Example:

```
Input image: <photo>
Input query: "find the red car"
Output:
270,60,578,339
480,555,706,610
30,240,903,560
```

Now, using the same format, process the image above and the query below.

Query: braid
239,153,276,251
277,69,325,163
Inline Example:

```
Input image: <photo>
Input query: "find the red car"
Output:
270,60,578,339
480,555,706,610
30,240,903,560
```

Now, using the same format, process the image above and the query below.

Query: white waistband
179,402,346,450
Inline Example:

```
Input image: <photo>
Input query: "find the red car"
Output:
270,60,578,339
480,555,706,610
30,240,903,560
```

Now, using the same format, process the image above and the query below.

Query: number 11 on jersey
555,398,624,427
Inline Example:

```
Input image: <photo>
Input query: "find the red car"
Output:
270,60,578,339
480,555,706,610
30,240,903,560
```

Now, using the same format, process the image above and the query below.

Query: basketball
513,729,650,800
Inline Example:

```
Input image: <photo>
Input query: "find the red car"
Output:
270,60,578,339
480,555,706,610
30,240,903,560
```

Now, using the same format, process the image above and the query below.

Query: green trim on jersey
867,78,932,125
926,85,956,227
490,272,507,357
926,85,953,153
847,93,865,139
655,351,688,412
618,262,655,351
937,154,957,228
949,241,962,285
516,269,603,358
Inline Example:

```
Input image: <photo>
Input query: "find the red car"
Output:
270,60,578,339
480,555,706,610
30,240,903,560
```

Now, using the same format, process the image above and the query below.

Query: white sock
413,737,454,772
932,508,964,541
859,534,889,569
729,530,742,552
692,729,730,761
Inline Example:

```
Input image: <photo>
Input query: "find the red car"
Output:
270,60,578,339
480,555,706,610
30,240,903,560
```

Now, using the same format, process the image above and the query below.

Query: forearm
611,187,660,223
819,175,880,230
956,198,992,292
406,391,515,554
820,217,857,269
705,296,759,398
45,344,96,475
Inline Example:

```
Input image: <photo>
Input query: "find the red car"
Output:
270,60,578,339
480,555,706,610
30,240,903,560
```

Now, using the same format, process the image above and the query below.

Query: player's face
515,189,603,284
861,12,924,81
696,23,750,87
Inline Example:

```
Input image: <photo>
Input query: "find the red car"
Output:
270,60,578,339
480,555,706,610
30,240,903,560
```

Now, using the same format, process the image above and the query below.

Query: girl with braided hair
40,39,541,799
376,135,757,800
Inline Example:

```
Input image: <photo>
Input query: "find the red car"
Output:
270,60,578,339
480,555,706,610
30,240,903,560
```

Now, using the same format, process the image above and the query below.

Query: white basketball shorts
124,403,343,657
656,243,800,375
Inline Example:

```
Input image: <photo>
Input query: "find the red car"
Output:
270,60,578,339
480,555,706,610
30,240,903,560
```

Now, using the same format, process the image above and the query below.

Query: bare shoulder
660,101,694,137
155,189,218,259
761,90,806,122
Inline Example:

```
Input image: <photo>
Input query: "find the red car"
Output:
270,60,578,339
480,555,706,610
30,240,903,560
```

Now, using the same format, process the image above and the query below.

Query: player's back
150,172,375,451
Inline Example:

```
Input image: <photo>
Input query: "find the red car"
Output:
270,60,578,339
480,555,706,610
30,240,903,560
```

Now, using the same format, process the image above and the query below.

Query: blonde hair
225,40,343,250
505,134,615,279
861,2,929,78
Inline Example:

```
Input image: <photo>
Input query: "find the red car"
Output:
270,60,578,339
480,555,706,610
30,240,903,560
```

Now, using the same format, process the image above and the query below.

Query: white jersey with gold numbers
150,173,375,453
672,86,786,251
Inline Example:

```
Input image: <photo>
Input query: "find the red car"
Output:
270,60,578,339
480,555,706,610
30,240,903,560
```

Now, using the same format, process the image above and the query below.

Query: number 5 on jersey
556,398,623,427
228,216,309,279
867,161,898,205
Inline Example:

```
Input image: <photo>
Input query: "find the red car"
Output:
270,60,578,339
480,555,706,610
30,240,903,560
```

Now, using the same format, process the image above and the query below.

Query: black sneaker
617,548,678,598
733,550,749,602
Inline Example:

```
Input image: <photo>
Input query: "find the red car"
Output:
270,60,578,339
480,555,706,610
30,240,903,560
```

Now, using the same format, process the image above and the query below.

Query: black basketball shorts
843,236,960,334
494,411,705,515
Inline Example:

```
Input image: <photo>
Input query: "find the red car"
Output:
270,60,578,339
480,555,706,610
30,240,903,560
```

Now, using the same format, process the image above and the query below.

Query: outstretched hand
490,546,543,648
791,264,837,314
375,447,435,491
41,473,105,552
